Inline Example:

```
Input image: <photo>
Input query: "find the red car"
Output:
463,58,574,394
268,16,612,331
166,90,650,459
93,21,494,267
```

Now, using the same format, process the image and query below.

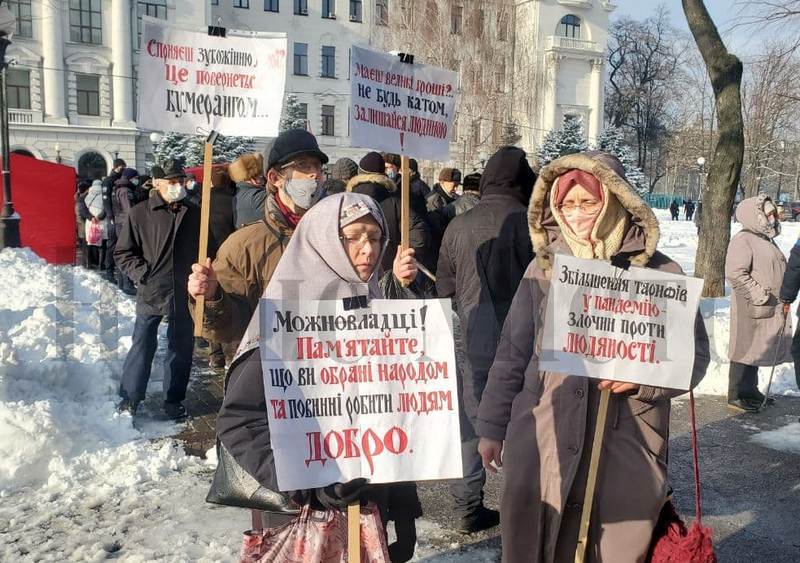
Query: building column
111,0,134,126
588,58,604,143
41,1,66,122
543,52,561,138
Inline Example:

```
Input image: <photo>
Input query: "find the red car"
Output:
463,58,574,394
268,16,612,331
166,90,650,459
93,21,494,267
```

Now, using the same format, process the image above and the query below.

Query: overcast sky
609,0,770,55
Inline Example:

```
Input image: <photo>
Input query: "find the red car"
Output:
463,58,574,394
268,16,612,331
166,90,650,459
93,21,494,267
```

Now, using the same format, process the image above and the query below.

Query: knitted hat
330,158,358,182
359,152,385,175
229,152,264,183
439,168,462,183
463,173,481,191
121,168,139,180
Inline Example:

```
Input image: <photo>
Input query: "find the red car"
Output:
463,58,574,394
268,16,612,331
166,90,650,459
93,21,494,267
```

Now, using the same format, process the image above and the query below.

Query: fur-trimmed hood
529,151,660,272
345,172,397,194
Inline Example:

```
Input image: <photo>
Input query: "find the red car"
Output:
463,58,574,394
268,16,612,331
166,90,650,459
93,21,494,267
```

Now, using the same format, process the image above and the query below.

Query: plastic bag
86,220,104,246
240,502,390,563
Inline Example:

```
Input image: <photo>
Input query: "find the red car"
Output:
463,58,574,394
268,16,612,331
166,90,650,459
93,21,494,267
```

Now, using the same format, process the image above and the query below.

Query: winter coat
112,178,143,237
726,195,792,366
346,172,431,274
191,194,293,348
436,148,535,427
234,181,268,228
114,191,200,316
208,181,237,260
476,152,711,563
75,192,88,239
442,191,480,222
426,183,456,213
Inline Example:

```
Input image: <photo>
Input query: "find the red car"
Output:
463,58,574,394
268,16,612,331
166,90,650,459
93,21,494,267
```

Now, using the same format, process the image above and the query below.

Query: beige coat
726,195,792,366
476,152,711,563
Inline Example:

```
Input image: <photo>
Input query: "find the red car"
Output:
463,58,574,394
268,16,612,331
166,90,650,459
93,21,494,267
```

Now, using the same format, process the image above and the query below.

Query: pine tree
536,116,589,167
595,128,648,195
153,132,256,167
280,94,307,132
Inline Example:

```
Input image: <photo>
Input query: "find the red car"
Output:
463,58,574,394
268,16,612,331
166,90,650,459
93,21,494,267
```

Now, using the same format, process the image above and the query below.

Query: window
9,1,33,38
294,0,308,14
349,0,362,22
264,0,279,11
322,0,335,18
76,74,100,116
375,0,388,25
7,69,31,109
211,0,219,4
298,103,308,122
321,105,335,136
234,0,250,7
136,1,167,48
451,5,462,34
321,46,336,78
558,14,581,38
69,0,102,45
293,42,308,75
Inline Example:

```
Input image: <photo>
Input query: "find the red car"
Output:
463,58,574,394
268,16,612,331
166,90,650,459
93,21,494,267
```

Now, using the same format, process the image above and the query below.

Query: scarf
274,191,302,228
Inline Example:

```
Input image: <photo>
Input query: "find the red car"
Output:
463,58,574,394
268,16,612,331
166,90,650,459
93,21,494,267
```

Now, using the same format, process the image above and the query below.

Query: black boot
117,399,139,415
456,505,500,534
727,398,761,413
162,401,188,421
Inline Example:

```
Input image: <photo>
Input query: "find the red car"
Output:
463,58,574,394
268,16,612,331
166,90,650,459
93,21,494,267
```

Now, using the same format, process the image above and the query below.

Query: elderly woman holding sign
476,152,710,562
214,192,421,561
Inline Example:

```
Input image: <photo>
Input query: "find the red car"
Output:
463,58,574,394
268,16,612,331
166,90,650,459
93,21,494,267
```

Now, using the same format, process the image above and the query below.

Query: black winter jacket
443,191,480,223
209,183,237,259
234,181,268,228
780,240,800,304
114,192,200,316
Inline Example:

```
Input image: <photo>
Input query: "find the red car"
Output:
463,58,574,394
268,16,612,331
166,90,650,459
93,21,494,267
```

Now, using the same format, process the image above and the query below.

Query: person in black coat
102,158,127,281
443,173,481,222
435,146,536,534
426,168,462,272
347,152,431,275
114,162,200,419
780,239,800,397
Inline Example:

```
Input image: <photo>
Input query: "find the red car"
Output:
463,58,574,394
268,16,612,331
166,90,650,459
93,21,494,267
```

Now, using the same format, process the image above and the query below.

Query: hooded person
726,195,792,412
436,147,535,534
187,129,329,353
81,179,107,269
475,151,711,563
215,192,420,558
347,151,432,277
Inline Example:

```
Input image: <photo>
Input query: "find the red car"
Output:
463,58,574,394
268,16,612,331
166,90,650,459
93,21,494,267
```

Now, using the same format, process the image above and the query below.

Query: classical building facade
6,0,612,176
6,0,205,179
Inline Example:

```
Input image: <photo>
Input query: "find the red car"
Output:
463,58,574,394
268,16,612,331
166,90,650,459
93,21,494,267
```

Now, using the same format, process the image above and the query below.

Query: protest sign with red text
259,298,461,491
350,45,459,161
137,17,286,137
540,254,703,390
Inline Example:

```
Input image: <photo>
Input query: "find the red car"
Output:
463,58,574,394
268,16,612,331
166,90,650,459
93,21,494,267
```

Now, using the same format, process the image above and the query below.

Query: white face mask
164,182,186,203
186,180,197,191
283,177,318,210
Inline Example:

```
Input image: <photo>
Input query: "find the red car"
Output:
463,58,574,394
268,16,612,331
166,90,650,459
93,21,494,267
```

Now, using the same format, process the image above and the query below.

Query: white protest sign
539,254,703,390
350,45,459,161
137,18,286,137
260,299,462,491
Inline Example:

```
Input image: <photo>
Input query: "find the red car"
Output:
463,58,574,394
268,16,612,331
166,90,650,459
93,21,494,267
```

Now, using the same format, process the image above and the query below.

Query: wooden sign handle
574,388,611,563
347,502,360,563
193,140,214,337
399,156,411,288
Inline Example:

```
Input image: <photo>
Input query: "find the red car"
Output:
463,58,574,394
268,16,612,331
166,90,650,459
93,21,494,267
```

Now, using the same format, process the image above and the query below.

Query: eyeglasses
339,234,383,251
557,201,602,214
282,159,323,175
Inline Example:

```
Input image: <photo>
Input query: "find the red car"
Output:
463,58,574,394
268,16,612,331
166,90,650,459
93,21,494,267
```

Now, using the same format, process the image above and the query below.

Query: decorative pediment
65,51,111,74
7,43,41,65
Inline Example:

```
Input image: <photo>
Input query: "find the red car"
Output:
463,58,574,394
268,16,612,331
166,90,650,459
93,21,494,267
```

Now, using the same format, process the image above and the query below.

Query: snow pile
0,248,241,560
750,423,800,454
655,211,800,397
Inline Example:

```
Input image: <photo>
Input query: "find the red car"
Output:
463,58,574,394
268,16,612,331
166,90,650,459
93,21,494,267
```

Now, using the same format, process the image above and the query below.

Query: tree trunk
682,0,745,297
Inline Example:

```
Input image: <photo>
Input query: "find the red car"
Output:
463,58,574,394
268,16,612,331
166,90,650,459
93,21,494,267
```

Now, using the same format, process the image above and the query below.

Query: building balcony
8,109,42,125
546,35,602,54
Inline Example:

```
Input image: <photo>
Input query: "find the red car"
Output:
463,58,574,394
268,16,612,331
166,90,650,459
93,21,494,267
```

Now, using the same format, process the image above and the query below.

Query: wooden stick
400,156,411,288
347,502,360,563
574,388,611,563
193,140,214,337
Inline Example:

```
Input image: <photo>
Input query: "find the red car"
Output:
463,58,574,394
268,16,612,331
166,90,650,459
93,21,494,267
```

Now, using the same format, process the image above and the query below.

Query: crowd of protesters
66,127,800,562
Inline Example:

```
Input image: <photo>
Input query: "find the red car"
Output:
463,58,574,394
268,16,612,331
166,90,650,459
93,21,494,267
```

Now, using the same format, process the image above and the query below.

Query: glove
314,478,369,511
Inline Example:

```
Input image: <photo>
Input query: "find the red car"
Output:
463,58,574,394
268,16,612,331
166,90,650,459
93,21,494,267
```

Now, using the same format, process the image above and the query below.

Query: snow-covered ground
0,211,799,562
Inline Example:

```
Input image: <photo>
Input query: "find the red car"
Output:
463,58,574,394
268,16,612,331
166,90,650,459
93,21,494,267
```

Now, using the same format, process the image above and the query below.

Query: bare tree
734,1,800,55
683,0,745,297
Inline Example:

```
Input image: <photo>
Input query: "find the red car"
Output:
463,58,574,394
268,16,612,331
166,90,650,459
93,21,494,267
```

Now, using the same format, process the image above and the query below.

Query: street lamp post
149,132,162,173
0,4,20,249
696,156,706,201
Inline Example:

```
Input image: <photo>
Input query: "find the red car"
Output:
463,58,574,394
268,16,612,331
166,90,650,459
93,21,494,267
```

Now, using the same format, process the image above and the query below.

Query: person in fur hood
476,151,710,562
347,151,431,274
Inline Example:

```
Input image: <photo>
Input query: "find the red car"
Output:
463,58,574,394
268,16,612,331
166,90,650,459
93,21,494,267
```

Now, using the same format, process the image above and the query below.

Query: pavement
168,346,800,562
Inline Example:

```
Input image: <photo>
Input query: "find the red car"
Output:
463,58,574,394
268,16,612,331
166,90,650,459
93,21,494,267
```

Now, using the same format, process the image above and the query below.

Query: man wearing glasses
115,162,200,420
187,129,328,357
